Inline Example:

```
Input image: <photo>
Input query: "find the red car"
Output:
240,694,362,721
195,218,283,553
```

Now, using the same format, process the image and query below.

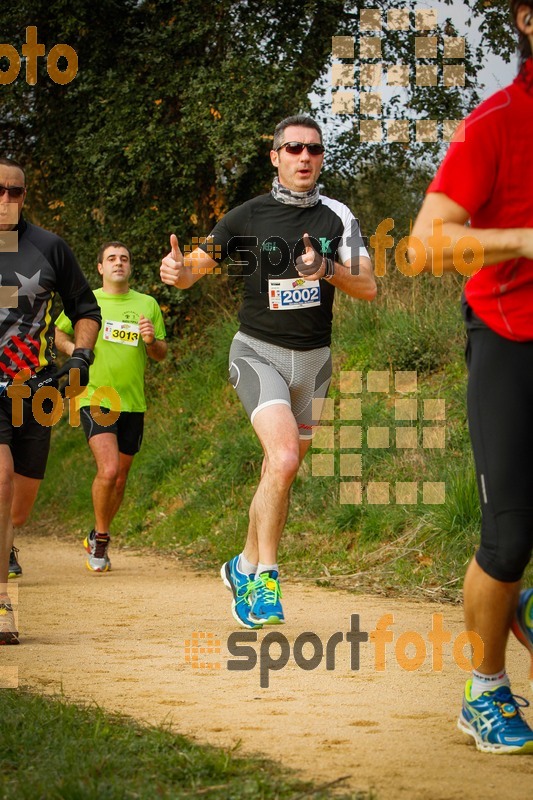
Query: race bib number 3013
103,320,140,346
268,278,321,311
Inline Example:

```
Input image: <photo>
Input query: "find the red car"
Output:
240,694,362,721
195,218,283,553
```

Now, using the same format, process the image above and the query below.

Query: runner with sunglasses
410,2,533,754
161,115,376,628
0,157,101,644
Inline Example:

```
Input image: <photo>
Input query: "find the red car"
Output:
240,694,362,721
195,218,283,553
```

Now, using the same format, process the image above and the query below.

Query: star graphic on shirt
15,270,44,308
0,273,19,310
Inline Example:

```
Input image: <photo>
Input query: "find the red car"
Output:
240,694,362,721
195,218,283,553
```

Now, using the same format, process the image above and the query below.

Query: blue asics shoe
457,680,533,754
220,556,261,629
249,571,284,625
511,588,533,691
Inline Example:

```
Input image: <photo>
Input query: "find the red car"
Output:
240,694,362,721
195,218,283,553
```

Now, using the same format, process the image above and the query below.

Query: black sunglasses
0,186,25,198
276,142,325,156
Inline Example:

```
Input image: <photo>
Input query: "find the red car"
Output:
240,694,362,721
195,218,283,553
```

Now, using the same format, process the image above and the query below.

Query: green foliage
1,0,351,330
423,463,481,541
458,0,517,63
378,308,455,374
1,1,516,334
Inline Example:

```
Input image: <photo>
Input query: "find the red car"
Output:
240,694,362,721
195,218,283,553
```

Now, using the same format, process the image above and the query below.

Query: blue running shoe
511,588,533,691
457,680,533,754
220,556,262,629
249,571,284,625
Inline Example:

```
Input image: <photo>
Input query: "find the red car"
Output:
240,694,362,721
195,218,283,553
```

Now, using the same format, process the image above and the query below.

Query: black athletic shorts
0,395,51,479
466,323,533,582
80,406,144,456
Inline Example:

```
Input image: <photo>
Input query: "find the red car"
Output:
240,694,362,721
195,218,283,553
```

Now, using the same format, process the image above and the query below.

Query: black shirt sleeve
46,235,101,328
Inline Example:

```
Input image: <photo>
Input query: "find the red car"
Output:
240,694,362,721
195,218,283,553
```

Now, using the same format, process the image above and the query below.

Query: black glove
26,367,59,396
55,348,94,391
294,233,324,277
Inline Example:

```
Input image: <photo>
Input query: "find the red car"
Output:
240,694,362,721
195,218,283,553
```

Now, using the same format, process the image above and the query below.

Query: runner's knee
11,508,29,527
266,447,300,485
115,470,129,495
95,461,120,484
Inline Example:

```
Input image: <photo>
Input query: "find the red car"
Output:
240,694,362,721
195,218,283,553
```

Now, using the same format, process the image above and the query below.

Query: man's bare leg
8,473,42,577
463,557,521,674
0,445,18,642
88,433,120,533
0,445,15,589
11,474,41,528
243,404,311,566
107,452,135,525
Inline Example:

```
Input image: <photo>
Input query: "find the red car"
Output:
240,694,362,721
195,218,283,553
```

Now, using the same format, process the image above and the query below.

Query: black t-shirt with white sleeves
199,193,368,350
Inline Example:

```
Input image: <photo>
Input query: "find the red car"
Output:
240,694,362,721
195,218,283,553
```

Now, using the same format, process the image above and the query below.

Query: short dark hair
272,116,323,151
0,157,26,182
509,0,533,65
97,240,132,265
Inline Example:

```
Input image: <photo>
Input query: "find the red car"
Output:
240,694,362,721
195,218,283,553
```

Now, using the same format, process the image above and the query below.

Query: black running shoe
8,547,22,578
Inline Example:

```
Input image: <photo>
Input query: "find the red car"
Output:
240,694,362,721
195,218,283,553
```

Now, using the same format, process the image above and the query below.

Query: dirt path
2,535,533,799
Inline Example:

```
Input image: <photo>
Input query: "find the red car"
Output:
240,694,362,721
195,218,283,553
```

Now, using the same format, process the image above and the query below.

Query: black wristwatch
323,257,336,280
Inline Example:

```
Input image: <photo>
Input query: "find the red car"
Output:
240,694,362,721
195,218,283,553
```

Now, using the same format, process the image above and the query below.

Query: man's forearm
328,259,377,301
409,222,528,275
54,328,75,357
409,194,533,275
146,339,168,362
72,318,99,350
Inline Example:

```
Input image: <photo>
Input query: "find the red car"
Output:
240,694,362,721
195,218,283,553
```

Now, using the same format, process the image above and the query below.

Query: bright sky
440,0,517,97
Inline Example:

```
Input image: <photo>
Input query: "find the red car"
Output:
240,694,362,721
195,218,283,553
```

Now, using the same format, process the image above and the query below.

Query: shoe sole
249,614,285,625
0,613,19,644
86,560,111,573
457,714,533,754
8,572,21,579
231,599,263,629
511,618,533,691
220,562,236,597
220,563,262,630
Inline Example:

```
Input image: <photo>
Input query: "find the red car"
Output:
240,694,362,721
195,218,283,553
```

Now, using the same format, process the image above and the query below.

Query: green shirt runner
55,288,166,412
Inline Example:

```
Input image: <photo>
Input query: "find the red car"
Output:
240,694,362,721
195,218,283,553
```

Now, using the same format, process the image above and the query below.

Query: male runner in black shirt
161,116,375,628
0,157,101,644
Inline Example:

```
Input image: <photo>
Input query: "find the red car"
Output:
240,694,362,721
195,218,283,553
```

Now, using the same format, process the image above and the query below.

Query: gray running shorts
228,331,332,439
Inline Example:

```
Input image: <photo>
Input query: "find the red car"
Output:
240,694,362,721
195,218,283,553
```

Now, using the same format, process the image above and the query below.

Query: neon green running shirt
55,288,166,412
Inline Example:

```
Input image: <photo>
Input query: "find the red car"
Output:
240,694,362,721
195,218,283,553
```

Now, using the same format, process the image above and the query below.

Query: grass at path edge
0,688,374,800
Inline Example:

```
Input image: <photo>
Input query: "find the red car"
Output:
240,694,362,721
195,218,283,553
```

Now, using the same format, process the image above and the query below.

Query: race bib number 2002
103,319,140,346
268,278,321,311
